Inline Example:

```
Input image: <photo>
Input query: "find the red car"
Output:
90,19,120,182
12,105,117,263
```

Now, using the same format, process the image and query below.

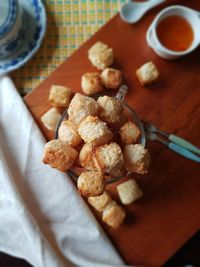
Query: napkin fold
0,76,128,267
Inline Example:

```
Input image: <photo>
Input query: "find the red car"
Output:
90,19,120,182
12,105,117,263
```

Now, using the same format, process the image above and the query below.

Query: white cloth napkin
0,76,129,267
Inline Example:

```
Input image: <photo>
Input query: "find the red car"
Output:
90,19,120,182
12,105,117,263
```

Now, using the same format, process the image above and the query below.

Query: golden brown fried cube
102,201,125,228
117,179,143,205
42,140,78,172
136,61,159,86
101,68,123,89
58,120,82,147
78,116,113,146
97,95,123,124
77,171,105,197
68,93,100,125
120,121,141,145
41,108,61,132
81,72,103,95
124,144,151,174
93,142,124,174
79,143,96,170
88,191,112,212
88,42,113,70
49,85,72,108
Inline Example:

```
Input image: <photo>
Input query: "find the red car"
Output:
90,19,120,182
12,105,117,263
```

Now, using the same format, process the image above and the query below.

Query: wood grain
24,1,200,265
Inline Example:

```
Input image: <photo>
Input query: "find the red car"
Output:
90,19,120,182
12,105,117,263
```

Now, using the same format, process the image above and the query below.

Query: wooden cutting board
24,1,200,265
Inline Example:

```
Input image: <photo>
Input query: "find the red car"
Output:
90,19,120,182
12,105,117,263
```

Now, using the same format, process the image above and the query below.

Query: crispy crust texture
88,42,113,70
101,68,122,89
68,93,100,125
124,144,151,174
93,142,124,174
77,171,105,197
48,85,72,108
78,115,113,146
42,140,78,172
136,61,159,86
41,108,61,132
79,143,96,170
120,121,141,145
88,191,112,212
97,96,123,124
58,120,82,147
117,179,143,205
81,72,103,95
102,201,126,228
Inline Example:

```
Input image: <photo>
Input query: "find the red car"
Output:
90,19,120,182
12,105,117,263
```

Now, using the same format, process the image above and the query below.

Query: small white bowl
146,5,200,59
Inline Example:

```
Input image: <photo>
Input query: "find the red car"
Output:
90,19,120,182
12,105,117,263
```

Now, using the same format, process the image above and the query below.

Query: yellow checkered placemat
11,0,126,95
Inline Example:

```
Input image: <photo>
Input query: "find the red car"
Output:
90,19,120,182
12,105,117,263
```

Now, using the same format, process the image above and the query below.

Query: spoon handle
169,134,200,155
146,0,165,8
168,143,200,163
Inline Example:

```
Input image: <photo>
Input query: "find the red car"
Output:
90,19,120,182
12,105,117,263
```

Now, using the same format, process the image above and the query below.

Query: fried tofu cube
58,120,82,147
41,108,61,132
101,68,123,89
117,179,143,205
97,95,123,124
93,142,123,174
136,61,159,86
88,42,113,70
81,72,103,95
88,191,112,212
79,143,96,170
49,85,72,108
78,116,113,146
102,201,125,228
124,144,151,174
120,121,141,145
42,140,78,172
77,171,105,197
68,93,100,125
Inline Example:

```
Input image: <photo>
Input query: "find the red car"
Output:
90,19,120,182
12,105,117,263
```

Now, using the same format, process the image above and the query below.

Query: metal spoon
120,0,165,24
143,121,200,155
146,131,200,163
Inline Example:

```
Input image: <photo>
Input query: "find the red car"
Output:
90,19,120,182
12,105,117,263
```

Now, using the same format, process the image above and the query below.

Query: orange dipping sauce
156,16,194,52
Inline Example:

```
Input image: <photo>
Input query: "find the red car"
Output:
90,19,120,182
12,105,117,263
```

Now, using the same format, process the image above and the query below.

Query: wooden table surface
24,0,200,265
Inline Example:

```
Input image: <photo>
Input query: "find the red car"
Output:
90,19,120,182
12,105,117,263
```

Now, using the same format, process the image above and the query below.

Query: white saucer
0,0,46,75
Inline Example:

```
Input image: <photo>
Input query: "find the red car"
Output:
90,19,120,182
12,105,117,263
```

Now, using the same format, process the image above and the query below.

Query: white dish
0,0,46,75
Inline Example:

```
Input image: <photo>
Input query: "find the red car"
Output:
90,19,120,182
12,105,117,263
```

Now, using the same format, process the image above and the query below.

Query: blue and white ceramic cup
0,0,25,59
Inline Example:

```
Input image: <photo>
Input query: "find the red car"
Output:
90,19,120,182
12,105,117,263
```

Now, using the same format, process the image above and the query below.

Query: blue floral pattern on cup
0,13,26,59
0,0,25,59
0,0,46,74
0,0,17,38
